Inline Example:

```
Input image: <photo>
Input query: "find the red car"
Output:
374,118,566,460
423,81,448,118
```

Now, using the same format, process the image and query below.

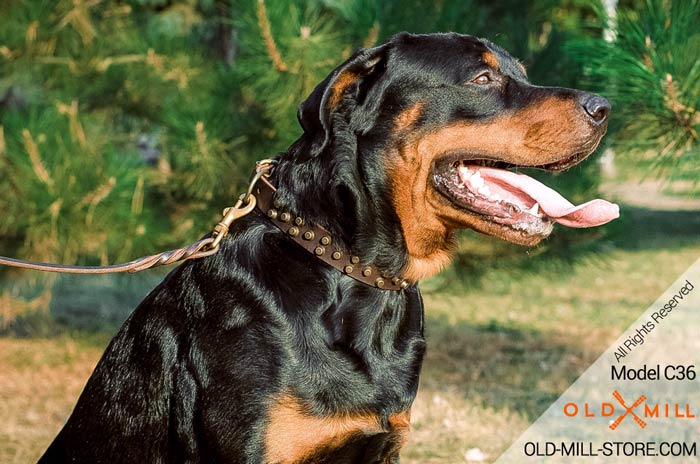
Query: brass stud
294,217,304,226
267,209,278,219
320,236,331,246
350,256,360,264
362,267,372,277
344,265,354,274
331,251,342,260
314,246,325,256
303,231,315,241
280,212,291,222
288,226,300,237
400,280,410,290
375,278,385,288
391,277,402,286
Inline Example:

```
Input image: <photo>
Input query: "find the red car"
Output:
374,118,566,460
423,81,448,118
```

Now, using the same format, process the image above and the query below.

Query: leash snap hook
209,159,275,251
210,194,257,250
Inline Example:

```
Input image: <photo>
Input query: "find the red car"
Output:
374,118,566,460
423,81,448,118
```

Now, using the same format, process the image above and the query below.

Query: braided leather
0,238,218,274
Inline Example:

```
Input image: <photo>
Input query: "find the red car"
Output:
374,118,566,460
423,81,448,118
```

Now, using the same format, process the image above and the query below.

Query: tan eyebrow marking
482,51,500,70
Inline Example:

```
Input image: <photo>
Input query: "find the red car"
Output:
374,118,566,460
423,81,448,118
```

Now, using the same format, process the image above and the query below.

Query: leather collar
253,176,410,291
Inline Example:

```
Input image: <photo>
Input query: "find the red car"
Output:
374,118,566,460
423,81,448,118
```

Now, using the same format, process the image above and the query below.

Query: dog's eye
472,73,492,85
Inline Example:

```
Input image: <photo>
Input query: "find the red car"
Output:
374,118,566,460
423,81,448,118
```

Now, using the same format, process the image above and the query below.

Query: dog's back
40,216,424,463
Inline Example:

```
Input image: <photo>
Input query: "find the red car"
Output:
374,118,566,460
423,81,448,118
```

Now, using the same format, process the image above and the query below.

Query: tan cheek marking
328,70,358,109
403,247,454,282
482,51,500,70
394,102,424,131
387,145,456,282
386,96,587,281
387,410,412,450
264,394,383,463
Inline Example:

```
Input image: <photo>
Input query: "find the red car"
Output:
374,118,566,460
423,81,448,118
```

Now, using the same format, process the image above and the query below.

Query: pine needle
21,129,53,189
55,100,88,148
25,21,38,47
94,54,144,73
256,0,289,72
131,176,144,216
86,184,116,226
363,22,380,48
195,121,209,159
57,0,99,45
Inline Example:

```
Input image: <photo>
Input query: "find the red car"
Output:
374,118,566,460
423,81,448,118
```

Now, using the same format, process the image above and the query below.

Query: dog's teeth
458,165,473,180
477,185,491,196
491,194,502,202
527,203,540,215
469,171,484,189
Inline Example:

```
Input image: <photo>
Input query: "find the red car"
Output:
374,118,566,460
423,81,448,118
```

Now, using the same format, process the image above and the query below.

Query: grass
0,337,104,464
602,149,700,196
1,205,699,463
404,246,699,463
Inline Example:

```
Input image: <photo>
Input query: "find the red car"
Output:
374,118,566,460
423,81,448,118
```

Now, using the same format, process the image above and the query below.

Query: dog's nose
581,94,610,125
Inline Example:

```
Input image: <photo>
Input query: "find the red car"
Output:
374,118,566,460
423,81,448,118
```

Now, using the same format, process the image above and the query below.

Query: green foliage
569,0,700,186
233,0,347,141
232,0,600,143
0,0,628,324
0,107,158,264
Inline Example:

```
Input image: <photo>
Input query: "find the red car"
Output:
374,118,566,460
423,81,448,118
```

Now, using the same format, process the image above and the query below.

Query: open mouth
432,155,620,241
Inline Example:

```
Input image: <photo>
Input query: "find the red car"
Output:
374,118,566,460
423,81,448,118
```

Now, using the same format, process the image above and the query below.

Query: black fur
40,32,607,463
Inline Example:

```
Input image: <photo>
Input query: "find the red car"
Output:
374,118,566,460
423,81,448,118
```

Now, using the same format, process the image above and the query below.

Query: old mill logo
609,390,647,430
563,390,695,430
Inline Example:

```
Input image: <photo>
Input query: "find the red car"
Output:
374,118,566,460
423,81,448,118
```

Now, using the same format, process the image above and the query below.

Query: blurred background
0,1,699,463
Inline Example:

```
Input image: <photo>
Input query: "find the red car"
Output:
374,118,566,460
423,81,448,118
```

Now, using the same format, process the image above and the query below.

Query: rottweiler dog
40,32,617,463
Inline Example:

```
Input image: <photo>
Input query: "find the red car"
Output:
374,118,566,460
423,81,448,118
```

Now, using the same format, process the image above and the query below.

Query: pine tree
570,0,700,190
0,0,609,325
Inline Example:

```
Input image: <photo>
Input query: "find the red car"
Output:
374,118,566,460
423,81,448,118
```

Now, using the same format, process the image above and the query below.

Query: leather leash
0,163,266,275
0,240,220,274
0,160,410,291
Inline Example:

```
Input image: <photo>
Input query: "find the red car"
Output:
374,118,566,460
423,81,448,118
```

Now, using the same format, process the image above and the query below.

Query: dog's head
280,32,617,282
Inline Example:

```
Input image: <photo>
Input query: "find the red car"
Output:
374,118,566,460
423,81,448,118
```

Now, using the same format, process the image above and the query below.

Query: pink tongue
476,167,619,228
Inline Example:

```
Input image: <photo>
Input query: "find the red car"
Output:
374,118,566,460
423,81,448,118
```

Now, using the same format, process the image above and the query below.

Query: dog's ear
297,43,391,157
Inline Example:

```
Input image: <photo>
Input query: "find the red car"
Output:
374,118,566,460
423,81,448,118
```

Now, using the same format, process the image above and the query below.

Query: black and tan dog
40,32,618,463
